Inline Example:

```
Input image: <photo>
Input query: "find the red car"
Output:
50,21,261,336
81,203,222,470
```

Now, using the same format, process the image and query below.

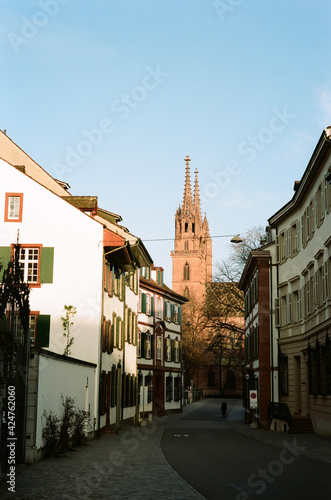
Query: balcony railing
268,402,292,428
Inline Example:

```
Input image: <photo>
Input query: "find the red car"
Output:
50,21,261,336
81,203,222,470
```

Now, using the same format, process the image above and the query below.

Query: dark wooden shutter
171,339,175,361
36,314,51,347
141,293,147,313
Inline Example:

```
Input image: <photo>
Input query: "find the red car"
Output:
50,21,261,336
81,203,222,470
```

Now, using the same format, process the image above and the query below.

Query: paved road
1,398,331,499
161,399,331,499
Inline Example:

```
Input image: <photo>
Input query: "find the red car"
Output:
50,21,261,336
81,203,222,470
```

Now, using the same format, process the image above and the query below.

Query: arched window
184,286,189,298
207,370,215,388
183,262,190,280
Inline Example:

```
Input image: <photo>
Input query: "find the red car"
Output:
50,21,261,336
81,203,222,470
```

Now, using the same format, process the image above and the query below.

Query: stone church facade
171,156,244,398
171,156,212,303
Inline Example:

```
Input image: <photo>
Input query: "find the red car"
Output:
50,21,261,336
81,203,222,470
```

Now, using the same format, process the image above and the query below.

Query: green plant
42,397,90,457
72,408,91,446
59,396,76,451
61,305,77,356
42,410,60,458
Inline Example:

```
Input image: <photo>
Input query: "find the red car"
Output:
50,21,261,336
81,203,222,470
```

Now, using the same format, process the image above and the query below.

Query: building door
153,371,164,415
294,356,302,413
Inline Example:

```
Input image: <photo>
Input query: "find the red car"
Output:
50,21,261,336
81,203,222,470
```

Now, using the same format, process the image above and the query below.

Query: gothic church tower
171,156,212,301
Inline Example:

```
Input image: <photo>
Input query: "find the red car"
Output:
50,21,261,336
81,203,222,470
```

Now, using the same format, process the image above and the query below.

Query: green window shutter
0,247,12,282
141,293,147,314
36,314,50,347
40,247,54,284
171,339,175,361
179,341,182,364
157,270,160,285
171,304,175,322
151,297,154,316
178,306,182,325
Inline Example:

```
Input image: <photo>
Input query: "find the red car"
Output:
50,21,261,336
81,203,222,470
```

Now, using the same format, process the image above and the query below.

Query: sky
2,0,331,284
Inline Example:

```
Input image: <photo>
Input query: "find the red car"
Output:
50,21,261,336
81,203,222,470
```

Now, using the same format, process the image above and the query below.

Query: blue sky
2,0,331,283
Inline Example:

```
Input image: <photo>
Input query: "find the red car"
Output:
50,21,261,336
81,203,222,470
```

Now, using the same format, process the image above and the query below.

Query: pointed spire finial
182,155,193,213
193,168,202,221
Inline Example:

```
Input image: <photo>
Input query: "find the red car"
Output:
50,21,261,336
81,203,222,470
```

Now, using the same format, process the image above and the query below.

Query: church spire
182,155,192,213
193,168,202,221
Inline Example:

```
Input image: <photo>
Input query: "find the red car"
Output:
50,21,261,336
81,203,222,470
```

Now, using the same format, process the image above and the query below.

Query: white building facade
138,267,187,417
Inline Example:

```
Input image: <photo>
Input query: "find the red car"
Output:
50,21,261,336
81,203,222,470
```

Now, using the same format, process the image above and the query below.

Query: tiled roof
61,196,97,210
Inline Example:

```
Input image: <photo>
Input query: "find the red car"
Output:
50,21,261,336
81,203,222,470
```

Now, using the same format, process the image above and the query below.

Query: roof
140,276,188,304
238,249,270,291
61,196,98,211
268,126,331,225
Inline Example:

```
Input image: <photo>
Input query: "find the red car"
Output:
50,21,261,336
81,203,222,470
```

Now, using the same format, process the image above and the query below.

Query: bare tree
201,226,265,394
218,225,266,281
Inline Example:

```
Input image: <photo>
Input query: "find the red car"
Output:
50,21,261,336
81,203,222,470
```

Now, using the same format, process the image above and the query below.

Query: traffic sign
249,390,258,409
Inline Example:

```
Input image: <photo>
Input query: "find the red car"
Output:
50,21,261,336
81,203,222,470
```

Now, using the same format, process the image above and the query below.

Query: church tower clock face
171,156,212,302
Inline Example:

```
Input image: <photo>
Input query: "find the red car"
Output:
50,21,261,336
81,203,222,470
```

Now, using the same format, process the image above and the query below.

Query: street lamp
230,235,243,244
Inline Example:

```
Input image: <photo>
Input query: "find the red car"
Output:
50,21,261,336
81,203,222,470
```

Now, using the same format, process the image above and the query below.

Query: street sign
249,390,258,409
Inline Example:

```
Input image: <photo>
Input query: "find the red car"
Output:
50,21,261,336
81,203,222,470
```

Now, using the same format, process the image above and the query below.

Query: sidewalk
1,399,330,499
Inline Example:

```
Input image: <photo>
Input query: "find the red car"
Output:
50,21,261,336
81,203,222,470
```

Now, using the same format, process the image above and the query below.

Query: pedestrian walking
221,401,227,417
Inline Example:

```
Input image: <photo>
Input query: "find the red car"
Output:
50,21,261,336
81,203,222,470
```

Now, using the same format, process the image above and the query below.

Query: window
146,332,151,359
145,373,153,403
156,335,162,360
146,294,151,315
19,246,40,284
166,337,171,361
174,305,179,323
308,336,331,396
279,354,288,395
183,262,190,280
184,241,188,251
166,373,173,402
12,313,37,345
9,245,54,286
290,221,300,256
174,339,180,362
207,370,215,388
165,302,171,322
156,296,163,319
5,193,23,222
137,331,141,357
174,375,181,401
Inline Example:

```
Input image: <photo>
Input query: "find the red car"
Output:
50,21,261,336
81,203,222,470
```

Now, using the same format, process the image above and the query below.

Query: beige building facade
268,126,331,437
